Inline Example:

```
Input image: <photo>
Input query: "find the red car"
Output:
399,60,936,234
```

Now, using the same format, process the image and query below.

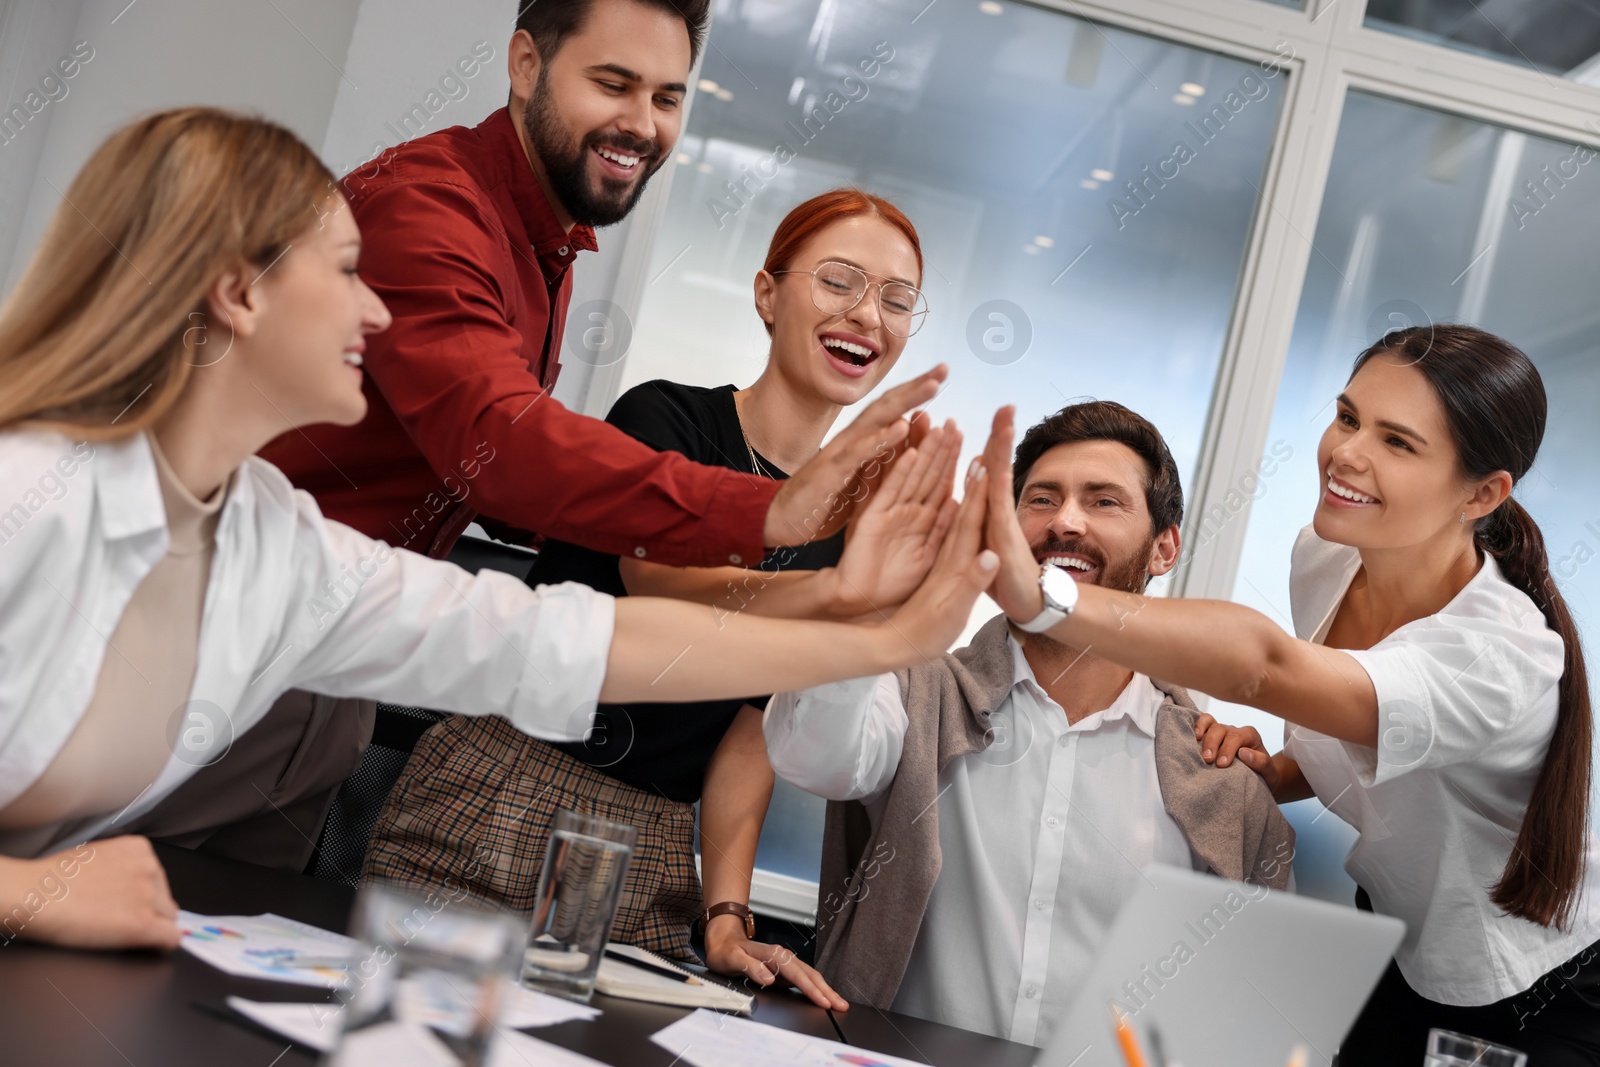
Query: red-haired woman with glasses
364,190,949,1008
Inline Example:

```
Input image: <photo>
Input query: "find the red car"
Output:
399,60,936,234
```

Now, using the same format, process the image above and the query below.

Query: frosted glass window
1365,0,1600,75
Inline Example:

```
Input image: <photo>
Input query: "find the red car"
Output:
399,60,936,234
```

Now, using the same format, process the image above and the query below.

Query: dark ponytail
1354,325,1593,930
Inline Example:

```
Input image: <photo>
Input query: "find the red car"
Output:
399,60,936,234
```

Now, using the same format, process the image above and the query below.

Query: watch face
1040,564,1079,610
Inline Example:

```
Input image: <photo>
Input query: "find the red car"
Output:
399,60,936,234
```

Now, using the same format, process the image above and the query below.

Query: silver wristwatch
1016,563,1079,633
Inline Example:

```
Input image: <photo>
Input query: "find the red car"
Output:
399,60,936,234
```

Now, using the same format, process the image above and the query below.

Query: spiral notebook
595,943,754,1015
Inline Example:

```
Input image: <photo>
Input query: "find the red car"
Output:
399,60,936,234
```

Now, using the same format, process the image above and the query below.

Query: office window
1365,0,1600,75
619,0,1287,884
1225,90,1600,901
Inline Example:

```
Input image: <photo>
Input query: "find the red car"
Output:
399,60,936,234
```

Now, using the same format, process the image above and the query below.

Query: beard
1032,534,1156,595
521,69,666,228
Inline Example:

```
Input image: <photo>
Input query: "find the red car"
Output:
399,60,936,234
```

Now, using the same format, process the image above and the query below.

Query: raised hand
763,366,947,547
979,406,1045,623
878,457,998,663
829,419,961,617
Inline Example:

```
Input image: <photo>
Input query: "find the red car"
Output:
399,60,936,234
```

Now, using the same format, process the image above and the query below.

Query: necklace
733,391,778,480
740,424,777,480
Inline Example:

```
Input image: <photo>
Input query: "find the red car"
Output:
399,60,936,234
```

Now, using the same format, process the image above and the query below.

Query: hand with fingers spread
763,367,947,547
703,922,849,1012
978,405,1048,624
828,419,962,618
879,456,998,662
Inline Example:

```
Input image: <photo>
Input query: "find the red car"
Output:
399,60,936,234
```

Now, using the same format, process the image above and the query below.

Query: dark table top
0,844,1040,1067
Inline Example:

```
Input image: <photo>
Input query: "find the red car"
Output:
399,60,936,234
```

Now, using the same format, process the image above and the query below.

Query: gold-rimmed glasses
769,260,929,338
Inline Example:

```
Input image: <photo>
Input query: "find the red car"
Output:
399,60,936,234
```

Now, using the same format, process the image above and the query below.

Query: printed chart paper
179,910,359,988
225,984,597,1052
652,1009,933,1067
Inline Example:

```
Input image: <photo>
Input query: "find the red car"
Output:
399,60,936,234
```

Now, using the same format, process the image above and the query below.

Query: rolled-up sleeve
1346,615,1563,785
764,674,906,801
288,518,613,742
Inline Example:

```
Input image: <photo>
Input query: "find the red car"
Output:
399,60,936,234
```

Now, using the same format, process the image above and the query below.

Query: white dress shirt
0,430,614,856
1282,525,1600,1005
766,638,1200,1044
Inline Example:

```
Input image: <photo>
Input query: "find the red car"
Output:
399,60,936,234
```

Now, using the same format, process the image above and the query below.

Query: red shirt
261,107,778,563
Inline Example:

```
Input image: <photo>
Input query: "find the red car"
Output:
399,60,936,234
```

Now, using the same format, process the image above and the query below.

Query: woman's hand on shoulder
1194,713,1280,785
703,915,848,1012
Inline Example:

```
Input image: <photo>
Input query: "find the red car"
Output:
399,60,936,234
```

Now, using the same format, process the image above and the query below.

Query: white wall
0,0,86,289
319,0,511,177
3,0,364,291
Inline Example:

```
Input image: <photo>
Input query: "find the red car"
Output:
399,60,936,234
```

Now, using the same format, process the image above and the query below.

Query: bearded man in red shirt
131,0,942,872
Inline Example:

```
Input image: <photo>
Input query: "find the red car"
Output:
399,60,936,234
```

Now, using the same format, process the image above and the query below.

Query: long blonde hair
0,108,337,438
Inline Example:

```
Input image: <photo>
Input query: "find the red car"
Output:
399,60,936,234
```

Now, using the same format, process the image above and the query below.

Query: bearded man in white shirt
764,400,1293,1045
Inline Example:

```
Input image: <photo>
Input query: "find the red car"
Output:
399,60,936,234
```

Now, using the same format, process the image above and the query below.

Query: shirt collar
94,432,168,541
482,107,598,263
94,431,243,544
1006,632,1163,737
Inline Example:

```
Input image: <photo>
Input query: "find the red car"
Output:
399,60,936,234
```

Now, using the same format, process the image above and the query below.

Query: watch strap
1017,603,1067,633
702,901,756,939
1018,563,1076,632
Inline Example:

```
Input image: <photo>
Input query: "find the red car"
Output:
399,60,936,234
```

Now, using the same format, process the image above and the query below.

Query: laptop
1038,865,1404,1067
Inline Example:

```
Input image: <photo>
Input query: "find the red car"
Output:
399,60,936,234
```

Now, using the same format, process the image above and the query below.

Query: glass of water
521,809,637,1002
327,883,524,1067
1424,1028,1528,1067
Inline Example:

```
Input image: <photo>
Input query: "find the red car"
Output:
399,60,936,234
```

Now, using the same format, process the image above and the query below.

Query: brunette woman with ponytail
976,324,1599,1063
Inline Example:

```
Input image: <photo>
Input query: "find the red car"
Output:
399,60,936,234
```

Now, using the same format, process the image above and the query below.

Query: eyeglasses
769,260,929,338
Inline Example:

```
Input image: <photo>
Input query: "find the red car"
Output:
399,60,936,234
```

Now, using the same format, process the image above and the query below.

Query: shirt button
1033,898,1045,910
1058,735,1072,748
558,245,570,256
634,547,647,558
729,554,743,565
1045,816,1059,829
1024,986,1037,999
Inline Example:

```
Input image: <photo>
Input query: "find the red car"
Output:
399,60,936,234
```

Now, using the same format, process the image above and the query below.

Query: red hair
762,188,922,280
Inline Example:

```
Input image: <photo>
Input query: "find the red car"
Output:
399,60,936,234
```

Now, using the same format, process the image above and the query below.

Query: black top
527,380,845,802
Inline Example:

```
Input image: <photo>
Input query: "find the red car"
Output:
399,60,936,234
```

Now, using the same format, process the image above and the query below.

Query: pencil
602,948,704,986
1108,1002,1148,1067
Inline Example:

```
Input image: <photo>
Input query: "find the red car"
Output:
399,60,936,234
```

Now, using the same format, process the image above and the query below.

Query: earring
1460,511,1467,525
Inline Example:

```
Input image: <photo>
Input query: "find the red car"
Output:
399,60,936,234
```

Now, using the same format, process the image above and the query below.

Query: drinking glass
520,809,637,1002
1422,1028,1528,1067
326,883,524,1067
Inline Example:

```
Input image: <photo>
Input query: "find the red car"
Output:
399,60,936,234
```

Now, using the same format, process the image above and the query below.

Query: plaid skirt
362,714,702,961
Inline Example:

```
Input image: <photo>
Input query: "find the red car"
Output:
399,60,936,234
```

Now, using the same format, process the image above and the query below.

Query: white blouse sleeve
763,674,907,801
285,515,614,743
1344,607,1564,785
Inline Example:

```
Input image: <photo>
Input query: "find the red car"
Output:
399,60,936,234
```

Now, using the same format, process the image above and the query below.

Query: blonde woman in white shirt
0,109,997,953
977,325,1598,1065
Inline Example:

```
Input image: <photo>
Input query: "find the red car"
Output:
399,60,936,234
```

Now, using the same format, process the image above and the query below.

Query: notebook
595,943,755,1015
